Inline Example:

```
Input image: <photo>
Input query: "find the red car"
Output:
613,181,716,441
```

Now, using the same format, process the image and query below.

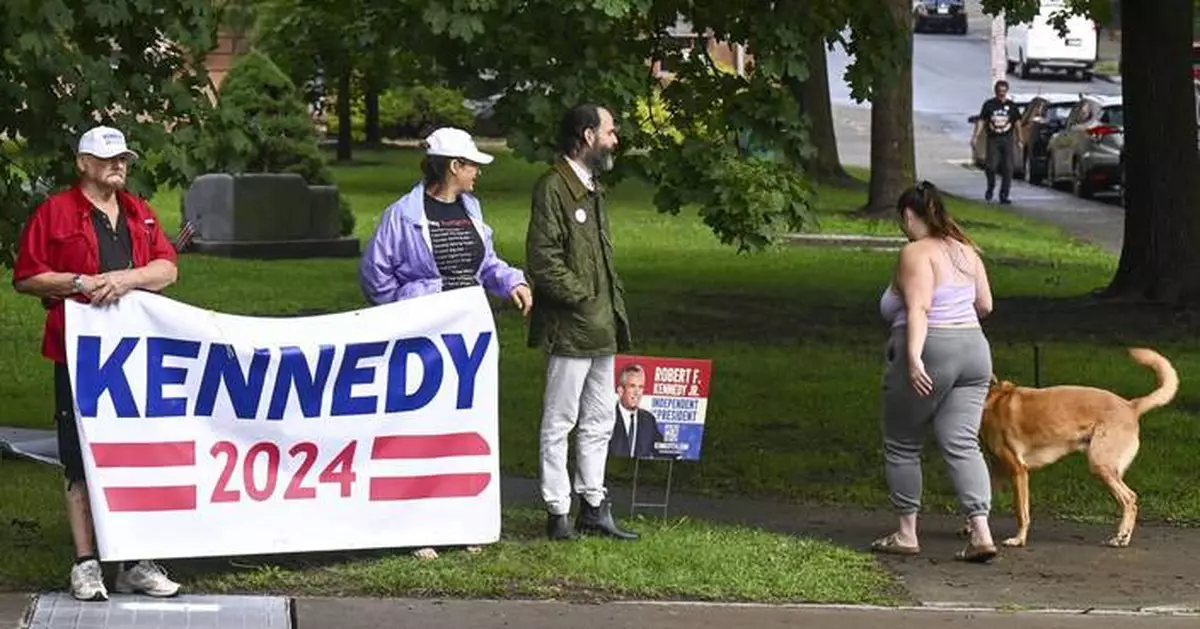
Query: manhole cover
27,592,292,628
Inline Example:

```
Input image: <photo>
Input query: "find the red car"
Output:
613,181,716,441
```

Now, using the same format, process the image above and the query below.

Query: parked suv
1045,94,1123,199
912,0,967,35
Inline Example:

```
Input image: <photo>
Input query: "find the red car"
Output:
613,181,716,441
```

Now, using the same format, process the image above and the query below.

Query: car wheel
1018,53,1032,79
1048,154,1067,191
1073,159,1094,199
913,16,924,33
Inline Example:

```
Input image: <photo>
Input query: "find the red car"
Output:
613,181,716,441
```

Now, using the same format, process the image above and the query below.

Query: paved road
827,0,1120,134
295,599,1199,629
823,0,1127,254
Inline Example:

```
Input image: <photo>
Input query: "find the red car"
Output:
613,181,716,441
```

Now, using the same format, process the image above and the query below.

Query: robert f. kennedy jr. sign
609,355,712,461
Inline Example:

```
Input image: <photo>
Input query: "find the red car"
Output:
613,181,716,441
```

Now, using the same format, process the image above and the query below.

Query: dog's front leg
1003,467,1031,547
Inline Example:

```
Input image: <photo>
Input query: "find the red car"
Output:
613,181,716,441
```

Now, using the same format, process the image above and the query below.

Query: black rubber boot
576,501,639,541
546,513,575,541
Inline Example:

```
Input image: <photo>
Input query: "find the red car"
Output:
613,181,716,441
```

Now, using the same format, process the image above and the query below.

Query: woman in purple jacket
358,127,532,560
359,127,532,313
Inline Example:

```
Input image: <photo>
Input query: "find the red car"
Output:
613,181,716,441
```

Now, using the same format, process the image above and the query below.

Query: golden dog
977,347,1178,548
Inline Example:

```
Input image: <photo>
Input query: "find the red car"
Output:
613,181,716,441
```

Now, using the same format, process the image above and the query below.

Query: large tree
791,38,855,185
0,0,220,268
253,0,384,162
846,0,916,214
1102,0,1200,304
400,0,893,251
986,0,1200,305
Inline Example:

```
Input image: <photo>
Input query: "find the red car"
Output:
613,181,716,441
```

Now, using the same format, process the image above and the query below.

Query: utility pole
989,10,1007,85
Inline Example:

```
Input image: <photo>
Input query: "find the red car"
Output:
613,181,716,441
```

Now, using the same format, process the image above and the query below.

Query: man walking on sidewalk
973,80,1022,204
525,103,638,543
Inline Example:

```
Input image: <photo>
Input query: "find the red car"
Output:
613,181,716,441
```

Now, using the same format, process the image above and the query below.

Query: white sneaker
114,561,180,597
70,559,108,601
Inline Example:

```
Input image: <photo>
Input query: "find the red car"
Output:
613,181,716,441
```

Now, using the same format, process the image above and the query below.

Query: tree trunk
336,69,353,162
364,80,382,148
1100,0,1200,304
862,0,916,215
794,39,854,186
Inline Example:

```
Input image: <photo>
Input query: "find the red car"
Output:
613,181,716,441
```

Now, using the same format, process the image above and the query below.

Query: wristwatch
71,274,84,294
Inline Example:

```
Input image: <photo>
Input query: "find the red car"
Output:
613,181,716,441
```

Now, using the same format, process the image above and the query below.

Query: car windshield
1100,105,1124,127
1046,103,1074,121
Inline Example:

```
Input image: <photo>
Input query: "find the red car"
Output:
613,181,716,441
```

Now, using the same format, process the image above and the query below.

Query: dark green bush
326,85,476,141
197,49,354,236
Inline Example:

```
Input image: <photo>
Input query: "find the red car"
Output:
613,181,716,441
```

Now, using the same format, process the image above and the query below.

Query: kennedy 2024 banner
65,288,499,561
611,355,711,461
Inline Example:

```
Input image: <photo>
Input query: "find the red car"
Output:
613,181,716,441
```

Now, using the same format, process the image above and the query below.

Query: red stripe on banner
91,442,196,468
104,486,197,512
369,473,491,501
371,433,491,460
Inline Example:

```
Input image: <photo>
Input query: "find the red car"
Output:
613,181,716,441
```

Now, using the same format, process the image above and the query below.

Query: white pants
539,354,616,515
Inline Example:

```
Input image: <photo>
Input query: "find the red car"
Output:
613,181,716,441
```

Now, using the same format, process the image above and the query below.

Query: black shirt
979,97,1020,138
424,196,484,291
90,205,134,273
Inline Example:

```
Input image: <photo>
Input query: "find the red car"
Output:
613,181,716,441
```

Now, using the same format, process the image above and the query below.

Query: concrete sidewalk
293,599,1198,629
0,594,30,629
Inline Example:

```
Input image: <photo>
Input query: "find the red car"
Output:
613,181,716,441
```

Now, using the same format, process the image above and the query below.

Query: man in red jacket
12,126,181,601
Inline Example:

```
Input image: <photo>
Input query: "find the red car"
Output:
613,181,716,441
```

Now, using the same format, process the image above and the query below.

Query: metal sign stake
629,457,675,518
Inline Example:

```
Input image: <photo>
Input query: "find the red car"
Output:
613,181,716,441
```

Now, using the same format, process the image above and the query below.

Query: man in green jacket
526,103,637,541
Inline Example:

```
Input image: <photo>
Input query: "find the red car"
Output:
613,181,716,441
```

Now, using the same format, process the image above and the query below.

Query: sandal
955,542,997,563
870,533,920,556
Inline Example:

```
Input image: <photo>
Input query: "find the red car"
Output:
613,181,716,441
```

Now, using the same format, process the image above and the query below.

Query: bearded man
525,103,637,542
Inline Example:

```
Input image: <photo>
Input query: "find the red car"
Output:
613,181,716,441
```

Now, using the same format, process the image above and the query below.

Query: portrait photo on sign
608,355,711,461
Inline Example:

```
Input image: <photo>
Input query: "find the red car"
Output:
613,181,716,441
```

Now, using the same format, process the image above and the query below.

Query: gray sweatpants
882,326,993,517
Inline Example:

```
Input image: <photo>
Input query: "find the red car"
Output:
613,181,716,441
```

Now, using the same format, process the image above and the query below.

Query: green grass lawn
1,147,1197,599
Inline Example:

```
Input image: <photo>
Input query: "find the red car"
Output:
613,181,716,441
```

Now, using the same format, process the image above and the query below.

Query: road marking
609,599,1200,617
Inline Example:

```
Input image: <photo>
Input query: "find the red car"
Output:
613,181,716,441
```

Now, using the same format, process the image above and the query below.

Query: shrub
326,85,476,141
198,49,354,236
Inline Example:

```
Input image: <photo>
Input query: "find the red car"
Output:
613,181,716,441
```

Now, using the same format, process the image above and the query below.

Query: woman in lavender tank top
870,182,999,563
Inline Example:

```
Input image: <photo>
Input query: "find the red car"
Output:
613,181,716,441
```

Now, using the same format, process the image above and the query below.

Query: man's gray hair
618,363,644,387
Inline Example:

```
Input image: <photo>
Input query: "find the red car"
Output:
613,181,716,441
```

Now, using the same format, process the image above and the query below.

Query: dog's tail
1127,348,1179,417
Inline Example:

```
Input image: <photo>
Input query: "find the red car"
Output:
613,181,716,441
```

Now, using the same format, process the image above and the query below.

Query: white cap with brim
424,127,494,165
77,125,139,160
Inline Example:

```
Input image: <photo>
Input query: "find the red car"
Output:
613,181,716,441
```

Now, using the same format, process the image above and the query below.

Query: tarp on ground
0,427,60,466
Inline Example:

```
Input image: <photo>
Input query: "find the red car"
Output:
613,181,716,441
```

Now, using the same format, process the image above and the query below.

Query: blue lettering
145,337,201,418
194,344,271,419
267,345,335,419
442,332,492,409
331,342,388,416
75,336,140,418
385,337,443,413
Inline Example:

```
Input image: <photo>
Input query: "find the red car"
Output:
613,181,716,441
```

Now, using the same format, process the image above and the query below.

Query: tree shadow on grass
635,289,1199,347
984,295,1200,345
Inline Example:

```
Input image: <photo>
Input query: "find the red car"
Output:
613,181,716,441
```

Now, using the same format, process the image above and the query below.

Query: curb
612,599,1200,617
1094,73,1122,84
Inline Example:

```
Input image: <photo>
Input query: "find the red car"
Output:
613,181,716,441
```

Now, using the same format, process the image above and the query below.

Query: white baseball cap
77,126,138,160
424,127,493,165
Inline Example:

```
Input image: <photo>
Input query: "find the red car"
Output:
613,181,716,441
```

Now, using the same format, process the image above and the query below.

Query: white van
1005,0,1098,81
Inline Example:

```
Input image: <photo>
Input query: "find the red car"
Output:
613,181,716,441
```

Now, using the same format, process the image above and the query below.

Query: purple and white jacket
358,182,527,305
